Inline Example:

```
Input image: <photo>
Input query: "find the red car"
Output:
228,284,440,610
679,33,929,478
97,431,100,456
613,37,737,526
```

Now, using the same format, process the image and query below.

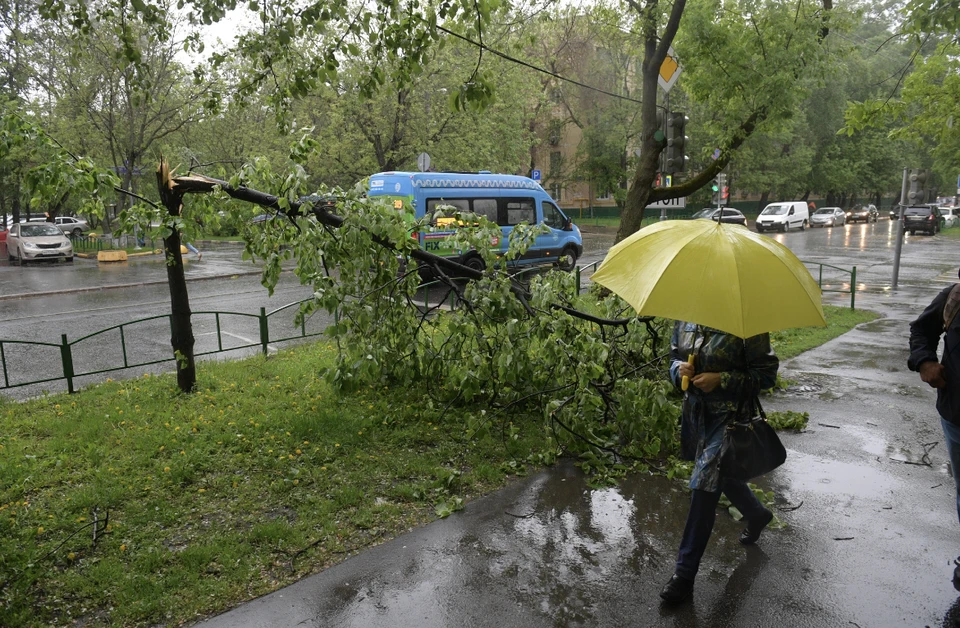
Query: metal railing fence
0,300,324,394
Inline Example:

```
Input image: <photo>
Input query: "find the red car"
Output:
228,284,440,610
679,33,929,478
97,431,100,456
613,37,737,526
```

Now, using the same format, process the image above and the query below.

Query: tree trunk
12,192,21,225
759,190,769,207
156,160,196,393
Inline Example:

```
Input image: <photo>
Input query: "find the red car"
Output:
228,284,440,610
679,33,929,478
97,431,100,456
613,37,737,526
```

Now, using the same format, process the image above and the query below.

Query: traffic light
663,111,688,174
711,173,727,205
906,168,930,205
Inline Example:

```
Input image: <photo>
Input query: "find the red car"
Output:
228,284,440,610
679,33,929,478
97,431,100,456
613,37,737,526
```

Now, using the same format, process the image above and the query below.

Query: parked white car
6,222,74,263
941,207,959,229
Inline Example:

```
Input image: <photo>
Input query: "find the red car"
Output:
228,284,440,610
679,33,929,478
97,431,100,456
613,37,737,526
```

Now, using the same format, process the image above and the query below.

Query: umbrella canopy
591,219,827,338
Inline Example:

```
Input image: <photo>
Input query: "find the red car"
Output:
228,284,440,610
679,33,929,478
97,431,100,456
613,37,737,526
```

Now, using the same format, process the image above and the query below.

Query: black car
903,205,944,235
691,207,748,227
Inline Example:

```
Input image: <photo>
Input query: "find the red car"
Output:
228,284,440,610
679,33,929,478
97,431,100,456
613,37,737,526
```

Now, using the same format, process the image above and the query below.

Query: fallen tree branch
166,172,642,329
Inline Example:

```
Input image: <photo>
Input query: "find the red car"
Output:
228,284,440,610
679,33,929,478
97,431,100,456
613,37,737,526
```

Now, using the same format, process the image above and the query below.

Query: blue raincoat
670,322,779,492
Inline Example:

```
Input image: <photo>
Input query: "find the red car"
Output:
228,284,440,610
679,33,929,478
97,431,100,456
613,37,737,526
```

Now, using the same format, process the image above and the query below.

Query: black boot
660,574,694,604
739,509,774,545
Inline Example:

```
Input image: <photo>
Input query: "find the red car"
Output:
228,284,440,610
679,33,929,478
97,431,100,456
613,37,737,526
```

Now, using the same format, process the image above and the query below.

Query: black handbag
719,396,787,481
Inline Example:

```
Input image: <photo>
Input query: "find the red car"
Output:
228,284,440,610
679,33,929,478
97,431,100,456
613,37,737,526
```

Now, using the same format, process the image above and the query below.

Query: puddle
780,450,903,499
844,425,891,458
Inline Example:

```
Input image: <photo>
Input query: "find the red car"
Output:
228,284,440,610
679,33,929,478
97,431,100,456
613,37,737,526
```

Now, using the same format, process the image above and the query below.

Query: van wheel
800,220,806,231
781,223,787,233
464,256,485,274
557,247,578,272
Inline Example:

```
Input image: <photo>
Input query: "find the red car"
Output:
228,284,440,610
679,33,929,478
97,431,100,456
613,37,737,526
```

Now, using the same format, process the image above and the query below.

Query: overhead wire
434,23,644,105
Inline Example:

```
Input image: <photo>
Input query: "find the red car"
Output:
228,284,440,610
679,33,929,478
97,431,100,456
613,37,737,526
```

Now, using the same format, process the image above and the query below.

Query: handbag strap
753,395,767,420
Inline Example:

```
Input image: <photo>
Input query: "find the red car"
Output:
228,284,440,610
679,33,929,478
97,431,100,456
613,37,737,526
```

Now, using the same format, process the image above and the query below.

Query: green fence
69,234,107,253
803,261,857,309
0,300,324,394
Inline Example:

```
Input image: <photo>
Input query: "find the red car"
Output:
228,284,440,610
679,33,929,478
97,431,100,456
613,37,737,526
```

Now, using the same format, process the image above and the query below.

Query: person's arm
669,321,685,389
909,286,952,388
908,286,951,372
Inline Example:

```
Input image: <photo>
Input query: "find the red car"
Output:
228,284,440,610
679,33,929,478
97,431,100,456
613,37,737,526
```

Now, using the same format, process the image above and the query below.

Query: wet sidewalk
193,263,960,625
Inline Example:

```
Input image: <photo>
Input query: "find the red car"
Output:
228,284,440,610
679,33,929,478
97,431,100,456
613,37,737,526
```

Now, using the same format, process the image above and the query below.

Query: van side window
472,198,498,223
426,199,469,226
426,198,469,214
504,198,536,226
542,202,567,229
426,198,498,224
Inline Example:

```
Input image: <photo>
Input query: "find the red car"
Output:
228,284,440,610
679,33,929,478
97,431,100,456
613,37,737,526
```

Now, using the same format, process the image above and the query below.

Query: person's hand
678,362,695,380
691,372,722,393
919,361,947,389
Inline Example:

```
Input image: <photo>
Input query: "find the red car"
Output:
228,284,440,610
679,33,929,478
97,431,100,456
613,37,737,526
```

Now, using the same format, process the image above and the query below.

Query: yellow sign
658,46,682,93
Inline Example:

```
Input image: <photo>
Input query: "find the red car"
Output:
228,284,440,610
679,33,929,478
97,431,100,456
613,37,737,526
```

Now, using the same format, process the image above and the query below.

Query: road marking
195,330,279,354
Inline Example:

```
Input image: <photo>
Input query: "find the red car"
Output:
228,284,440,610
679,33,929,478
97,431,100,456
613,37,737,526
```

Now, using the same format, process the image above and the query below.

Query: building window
549,151,562,174
550,184,562,201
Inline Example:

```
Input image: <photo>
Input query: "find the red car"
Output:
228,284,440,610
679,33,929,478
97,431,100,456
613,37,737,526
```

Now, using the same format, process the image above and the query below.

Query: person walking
185,240,202,261
908,275,960,587
660,321,780,604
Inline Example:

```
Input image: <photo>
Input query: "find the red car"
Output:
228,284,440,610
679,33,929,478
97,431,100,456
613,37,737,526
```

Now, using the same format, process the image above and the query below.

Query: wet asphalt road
5,222,960,626
0,241,321,399
193,221,960,628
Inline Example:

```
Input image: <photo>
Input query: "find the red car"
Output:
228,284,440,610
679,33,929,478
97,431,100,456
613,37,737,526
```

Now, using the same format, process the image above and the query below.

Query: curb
74,249,162,260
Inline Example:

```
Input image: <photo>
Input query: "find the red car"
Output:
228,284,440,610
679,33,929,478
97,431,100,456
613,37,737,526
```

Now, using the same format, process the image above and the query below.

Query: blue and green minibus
368,171,583,272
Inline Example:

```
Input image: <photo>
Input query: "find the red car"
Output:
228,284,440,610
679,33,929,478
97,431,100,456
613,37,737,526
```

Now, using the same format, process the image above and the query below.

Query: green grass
770,304,878,359
938,225,960,239
0,345,546,627
0,303,875,626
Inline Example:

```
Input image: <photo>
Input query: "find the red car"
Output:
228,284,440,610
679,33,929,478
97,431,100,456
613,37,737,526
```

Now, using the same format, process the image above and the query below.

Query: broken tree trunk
157,160,196,393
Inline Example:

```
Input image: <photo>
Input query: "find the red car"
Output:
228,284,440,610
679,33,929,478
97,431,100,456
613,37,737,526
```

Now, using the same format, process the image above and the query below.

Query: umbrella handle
681,354,695,391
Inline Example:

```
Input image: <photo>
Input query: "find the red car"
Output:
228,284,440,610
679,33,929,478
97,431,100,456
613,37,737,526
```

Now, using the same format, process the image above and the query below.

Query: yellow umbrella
591,219,826,338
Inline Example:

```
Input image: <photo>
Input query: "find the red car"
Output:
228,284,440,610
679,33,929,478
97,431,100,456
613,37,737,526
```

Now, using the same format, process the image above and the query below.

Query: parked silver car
6,222,74,263
810,207,846,227
24,216,90,236
54,216,91,236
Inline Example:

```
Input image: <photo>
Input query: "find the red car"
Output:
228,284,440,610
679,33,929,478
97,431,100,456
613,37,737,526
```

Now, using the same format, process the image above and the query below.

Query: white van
755,201,809,233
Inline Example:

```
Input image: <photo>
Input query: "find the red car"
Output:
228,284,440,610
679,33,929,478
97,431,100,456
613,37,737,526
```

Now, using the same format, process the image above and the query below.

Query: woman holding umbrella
659,322,780,604
590,218,827,604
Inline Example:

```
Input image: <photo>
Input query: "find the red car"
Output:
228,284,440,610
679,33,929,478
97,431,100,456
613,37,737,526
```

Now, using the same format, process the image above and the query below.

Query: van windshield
761,205,789,216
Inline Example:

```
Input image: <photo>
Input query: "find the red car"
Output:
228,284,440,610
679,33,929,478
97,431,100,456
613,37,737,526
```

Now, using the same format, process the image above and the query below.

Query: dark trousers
674,478,769,581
